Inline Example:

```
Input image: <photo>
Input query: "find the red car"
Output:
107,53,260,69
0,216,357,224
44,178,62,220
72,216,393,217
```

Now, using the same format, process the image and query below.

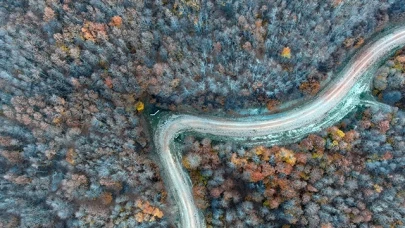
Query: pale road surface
153,27,405,228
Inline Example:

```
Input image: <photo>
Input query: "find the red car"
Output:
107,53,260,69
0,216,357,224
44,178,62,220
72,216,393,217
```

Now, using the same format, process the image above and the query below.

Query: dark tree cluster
373,47,405,109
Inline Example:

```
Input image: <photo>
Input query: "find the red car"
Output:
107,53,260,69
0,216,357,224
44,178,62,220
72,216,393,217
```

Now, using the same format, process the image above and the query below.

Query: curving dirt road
153,27,405,228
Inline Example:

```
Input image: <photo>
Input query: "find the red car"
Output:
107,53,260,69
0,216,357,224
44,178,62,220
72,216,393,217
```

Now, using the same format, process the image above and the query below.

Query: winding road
153,26,405,228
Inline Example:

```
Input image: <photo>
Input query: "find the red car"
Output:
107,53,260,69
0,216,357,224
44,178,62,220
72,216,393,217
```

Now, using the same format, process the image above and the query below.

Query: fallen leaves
135,200,164,223
66,148,76,165
105,77,113,89
99,192,113,205
43,7,55,22
266,99,280,112
281,47,292,59
299,80,321,96
276,147,296,166
109,16,123,27
81,21,107,42
135,101,144,112
373,184,383,193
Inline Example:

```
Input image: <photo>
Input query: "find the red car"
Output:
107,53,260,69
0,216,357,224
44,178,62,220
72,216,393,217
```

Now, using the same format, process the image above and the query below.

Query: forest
1,0,405,227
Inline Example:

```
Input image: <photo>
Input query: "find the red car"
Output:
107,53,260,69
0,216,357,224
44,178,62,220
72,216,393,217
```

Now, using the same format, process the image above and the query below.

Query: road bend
153,27,405,228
